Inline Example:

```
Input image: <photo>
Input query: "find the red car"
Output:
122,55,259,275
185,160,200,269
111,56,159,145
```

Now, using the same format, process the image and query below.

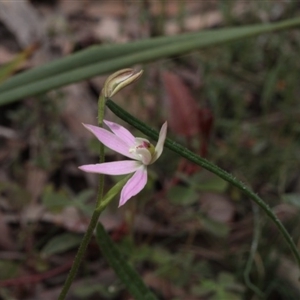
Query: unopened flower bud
103,69,143,98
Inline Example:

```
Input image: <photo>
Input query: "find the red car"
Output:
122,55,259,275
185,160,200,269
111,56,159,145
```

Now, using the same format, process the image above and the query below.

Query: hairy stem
58,208,102,300
106,98,300,269
58,93,107,299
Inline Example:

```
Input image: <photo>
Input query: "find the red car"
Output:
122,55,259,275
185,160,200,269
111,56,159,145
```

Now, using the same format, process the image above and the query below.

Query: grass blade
0,31,209,93
1,17,300,106
96,223,158,300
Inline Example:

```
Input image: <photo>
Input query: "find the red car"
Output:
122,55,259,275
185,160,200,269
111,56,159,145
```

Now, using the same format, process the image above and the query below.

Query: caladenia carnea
58,69,158,300
79,120,167,207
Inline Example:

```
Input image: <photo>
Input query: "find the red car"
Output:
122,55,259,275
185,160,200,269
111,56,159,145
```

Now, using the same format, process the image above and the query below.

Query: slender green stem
58,93,107,299
106,99,300,269
96,93,106,206
58,207,102,300
57,173,131,300
244,204,264,298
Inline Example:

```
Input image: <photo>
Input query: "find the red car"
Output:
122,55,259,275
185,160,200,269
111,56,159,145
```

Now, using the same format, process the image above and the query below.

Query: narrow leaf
41,233,82,257
1,17,300,105
0,44,37,83
0,31,209,94
106,99,300,269
96,223,158,300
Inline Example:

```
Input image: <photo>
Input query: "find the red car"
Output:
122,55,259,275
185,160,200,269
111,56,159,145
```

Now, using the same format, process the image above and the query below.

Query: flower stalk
58,174,131,300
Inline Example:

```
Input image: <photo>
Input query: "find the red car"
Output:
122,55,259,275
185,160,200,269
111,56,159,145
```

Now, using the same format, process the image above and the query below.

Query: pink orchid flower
79,120,167,207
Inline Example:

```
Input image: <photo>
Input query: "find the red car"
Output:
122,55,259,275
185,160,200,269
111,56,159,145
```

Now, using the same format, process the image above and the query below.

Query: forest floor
1,1,300,299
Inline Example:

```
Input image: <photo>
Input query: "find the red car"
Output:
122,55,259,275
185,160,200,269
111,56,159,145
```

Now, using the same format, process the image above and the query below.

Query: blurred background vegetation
0,1,300,299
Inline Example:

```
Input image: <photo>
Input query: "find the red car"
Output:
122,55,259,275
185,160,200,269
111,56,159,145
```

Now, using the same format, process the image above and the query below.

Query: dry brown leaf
59,0,85,15
60,83,97,141
25,164,48,204
85,1,126,18
0,125,18,140
0,47,17,64
199,192,235,223
21,204,90,233
0,211,16,251
162,71,200,137
272,203,298,222
20,203,122,234
0,1,44,48
165,2,248,34
94,17,123,42
144,272,199,300
133,214,174,235
277,256,300,294
19,202,173,237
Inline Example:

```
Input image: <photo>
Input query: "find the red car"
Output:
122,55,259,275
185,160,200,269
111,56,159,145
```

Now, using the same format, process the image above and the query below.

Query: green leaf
0,31,203,94
188,172,228,192
199,215,230,238
194,177,228,192
73,189,95,216
168,185,199,206
0,260,20,280
96,223,159,300
261,57,285,111
1,17,300,105
74,281,118,299
282,193,300,209
42,185,72,212
41,233,82,257
0,46,35,83
191,272,243,300
106,98,300,271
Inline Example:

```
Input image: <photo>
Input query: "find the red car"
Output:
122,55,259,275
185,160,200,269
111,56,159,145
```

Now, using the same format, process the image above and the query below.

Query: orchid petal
119,166,147,207
82,123,135,159
151,121,167,163
79,160,141,175
104,120,135,146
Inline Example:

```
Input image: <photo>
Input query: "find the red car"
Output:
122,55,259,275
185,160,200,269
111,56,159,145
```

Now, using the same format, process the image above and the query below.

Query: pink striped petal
78,160,141,175
119,166,147,207
104,120,135,146
82,123,135,159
